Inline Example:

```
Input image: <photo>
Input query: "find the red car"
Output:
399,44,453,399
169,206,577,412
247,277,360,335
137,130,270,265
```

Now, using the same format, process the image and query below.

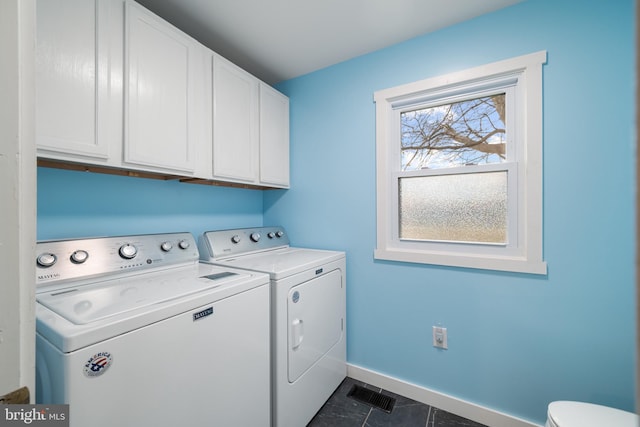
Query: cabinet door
36,0,122,163
259,83,290,188
124,0,201,174
212,54,259,184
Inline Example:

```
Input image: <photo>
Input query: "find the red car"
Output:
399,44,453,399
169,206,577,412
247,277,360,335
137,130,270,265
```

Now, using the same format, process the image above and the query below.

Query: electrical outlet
432,326,448,349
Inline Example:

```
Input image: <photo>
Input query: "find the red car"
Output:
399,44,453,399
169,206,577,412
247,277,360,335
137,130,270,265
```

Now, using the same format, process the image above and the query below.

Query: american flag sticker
83,352,113,378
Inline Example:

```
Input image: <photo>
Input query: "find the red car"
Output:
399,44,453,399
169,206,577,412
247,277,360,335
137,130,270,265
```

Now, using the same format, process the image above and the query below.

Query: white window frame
374,51,547,274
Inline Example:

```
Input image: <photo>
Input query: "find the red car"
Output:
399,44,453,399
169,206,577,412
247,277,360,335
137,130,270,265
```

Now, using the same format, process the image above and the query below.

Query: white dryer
36,232,271,427
199,226,346,427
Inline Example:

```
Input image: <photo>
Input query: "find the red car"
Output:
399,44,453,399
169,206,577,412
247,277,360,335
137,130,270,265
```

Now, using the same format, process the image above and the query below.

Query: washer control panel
200,226,290,260
36,232,198,287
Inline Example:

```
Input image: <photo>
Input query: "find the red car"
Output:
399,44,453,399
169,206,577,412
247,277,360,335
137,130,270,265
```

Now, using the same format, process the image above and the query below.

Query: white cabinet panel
36,0,122,163
212,54,259,183
259,83,290,188
124,1,206,175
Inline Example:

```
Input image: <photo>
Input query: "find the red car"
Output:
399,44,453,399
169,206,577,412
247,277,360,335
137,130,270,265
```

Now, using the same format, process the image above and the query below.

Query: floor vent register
347,384,396,413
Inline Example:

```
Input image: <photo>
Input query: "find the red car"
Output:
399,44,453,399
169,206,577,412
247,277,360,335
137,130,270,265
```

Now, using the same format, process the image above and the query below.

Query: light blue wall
266,0,636,424
37,167,264,240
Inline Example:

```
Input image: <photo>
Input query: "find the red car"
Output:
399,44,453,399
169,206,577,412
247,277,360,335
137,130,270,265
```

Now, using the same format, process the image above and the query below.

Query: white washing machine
36,232,271,427
198,226,346,427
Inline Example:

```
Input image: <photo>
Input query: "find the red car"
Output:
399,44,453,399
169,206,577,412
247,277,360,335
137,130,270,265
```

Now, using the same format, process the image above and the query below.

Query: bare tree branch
401,94,506,169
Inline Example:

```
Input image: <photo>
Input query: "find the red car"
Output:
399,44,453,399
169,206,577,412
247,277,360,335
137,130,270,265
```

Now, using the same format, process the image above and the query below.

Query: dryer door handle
291,318,304,350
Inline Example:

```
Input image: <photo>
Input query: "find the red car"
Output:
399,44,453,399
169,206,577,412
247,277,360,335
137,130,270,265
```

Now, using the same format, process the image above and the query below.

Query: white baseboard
347,364,543,427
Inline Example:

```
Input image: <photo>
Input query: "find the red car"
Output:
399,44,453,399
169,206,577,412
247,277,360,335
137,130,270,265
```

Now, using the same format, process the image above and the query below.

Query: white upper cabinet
36,0,123,164
259,83,290,188
36,0,287,188
211,54,290,188
211,54,260,184
124,0,208,176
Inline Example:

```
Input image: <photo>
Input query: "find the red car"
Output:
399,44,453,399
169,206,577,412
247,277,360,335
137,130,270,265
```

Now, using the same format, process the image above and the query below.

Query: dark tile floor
308,377,488,427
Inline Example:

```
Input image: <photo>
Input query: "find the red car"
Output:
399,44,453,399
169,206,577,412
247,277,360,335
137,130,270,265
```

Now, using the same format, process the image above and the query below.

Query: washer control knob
276,230,284,238
119,243,137,259
250,232,261,242
267,232,275,239
37,253,57,268
70,250,89,264
160,241,173,252
231,235,241,244
178,240,190,250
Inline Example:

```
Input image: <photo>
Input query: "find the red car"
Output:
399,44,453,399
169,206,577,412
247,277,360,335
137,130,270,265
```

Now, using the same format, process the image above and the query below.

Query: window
374,51,547,274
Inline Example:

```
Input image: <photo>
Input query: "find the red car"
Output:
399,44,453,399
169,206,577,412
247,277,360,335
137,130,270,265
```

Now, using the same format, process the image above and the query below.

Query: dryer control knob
160,241,173,252
119,243,137,259
276,231,284,238
37,253,57,268
178,240,190,250
70,250,89,264
267,232,275,239
231,235,241,244
250,232,261,242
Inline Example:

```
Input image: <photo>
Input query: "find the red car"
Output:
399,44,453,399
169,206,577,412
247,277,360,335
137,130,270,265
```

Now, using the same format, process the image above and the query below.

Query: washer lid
36,263,270,353
548,401,638,427
37,265,246,325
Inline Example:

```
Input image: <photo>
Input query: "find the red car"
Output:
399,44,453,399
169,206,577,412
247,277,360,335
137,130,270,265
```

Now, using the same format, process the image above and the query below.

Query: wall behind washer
37,167,264,241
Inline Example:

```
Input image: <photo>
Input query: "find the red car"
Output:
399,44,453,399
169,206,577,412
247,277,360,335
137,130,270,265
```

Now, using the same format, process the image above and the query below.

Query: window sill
374,247,547,275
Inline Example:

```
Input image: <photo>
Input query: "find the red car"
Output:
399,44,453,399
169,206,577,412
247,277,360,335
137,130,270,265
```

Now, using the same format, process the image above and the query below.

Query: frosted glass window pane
401,94,506,171
399,171,507,243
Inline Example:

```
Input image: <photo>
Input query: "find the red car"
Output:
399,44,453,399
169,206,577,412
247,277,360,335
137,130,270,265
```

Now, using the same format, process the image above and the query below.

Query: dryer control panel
36,232,199,287
199,226,290,260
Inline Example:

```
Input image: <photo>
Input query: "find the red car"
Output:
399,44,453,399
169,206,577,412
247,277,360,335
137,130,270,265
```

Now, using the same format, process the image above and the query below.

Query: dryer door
288,269,343,382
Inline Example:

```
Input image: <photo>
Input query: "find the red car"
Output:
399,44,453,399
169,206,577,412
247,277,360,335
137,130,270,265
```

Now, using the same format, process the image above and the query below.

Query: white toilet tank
546,401,638,427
